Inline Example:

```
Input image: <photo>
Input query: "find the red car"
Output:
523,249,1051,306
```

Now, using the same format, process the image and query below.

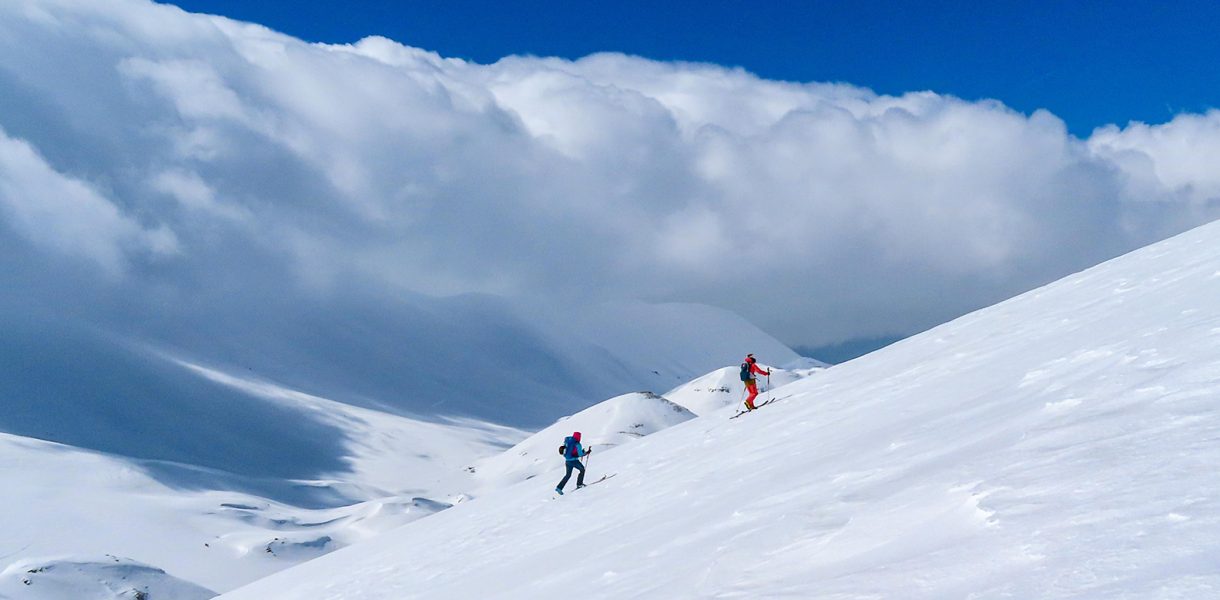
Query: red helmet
573,432,582,441
745,354,756,364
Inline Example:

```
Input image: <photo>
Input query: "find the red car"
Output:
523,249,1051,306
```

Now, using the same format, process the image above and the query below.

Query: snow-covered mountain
0,300,796,596
219,219,1220,598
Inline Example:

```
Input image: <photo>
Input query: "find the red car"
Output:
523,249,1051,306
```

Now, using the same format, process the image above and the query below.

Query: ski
573,473,616,490
555,473,616,497
729,397,778,419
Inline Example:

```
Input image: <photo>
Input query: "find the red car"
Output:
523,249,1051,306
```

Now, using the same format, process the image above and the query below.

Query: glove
586,447,593,453
767,370,772,375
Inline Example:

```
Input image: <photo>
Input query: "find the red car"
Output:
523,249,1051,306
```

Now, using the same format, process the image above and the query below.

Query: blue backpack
740,362,751,381
559,436,578,458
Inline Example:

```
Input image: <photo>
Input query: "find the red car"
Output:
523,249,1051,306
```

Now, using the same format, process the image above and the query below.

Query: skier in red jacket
740,353,770,410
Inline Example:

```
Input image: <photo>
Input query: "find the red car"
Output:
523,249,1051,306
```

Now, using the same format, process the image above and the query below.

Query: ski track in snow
217,220,1220,599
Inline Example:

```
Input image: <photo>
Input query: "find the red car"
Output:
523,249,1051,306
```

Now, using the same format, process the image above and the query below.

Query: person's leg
745,380,759,409
574,460,586,486
558,462,575,490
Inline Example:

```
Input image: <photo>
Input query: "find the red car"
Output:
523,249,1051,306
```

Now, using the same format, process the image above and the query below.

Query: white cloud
150,168,249,222
1,0,1219,346
120,57,251,123
1088,110,1220,206
0,127,177,275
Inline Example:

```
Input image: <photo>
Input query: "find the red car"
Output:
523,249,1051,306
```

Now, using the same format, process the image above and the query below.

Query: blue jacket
563,436,588,463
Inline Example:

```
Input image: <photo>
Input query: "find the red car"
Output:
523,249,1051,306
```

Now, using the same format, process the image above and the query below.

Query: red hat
745,354,756,363
573,432,582,441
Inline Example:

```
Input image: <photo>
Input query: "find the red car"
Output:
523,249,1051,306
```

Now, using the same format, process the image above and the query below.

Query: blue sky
170,0,1220,137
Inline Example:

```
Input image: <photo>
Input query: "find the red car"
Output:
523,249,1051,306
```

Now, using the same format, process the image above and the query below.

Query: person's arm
751,363,770,376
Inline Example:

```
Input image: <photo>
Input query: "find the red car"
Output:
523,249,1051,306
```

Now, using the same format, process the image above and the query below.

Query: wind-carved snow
221,219,1220,599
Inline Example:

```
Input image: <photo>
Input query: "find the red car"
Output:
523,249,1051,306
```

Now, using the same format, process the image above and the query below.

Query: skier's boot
576,483,586,490
555,486,564,495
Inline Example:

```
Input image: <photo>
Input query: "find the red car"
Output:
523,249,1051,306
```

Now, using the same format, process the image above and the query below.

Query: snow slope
220,219,1220,598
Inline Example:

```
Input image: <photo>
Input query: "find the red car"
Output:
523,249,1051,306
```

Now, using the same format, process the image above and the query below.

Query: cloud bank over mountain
2,0,1220,349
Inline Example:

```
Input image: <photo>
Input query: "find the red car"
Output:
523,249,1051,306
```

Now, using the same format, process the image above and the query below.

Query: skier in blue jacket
556,431,591,495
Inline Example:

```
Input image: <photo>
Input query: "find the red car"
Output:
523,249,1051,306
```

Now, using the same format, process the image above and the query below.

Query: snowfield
220,220,1220,599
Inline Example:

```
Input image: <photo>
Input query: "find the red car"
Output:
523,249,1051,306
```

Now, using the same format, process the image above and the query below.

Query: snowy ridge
467,392,695,493
220,220,1220,598
661,359,825,415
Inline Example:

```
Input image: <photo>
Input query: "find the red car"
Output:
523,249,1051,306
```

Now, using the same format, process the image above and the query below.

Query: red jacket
744,361,768,381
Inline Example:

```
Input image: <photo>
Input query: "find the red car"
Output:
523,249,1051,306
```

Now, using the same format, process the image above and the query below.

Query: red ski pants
745,380,760,408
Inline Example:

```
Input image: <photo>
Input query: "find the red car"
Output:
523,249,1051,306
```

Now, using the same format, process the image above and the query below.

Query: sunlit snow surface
222,222,1220,598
